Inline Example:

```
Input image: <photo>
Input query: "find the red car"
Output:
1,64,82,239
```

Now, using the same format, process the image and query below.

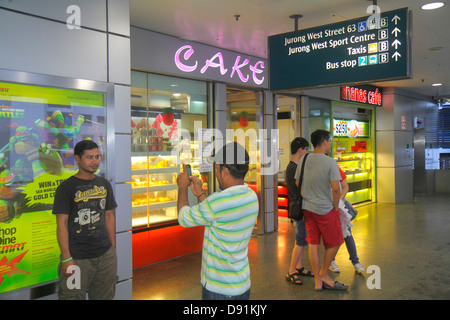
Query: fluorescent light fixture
421,2,445,10
172,93,181,97
432,83,442,86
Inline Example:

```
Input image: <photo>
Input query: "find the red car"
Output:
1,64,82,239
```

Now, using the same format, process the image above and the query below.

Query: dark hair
74,140,98,158
212,142,250,180
311,129,330,148
290,137,309,155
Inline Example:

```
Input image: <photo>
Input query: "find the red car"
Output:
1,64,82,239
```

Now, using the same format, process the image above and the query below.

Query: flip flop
296,267,314,277
286,273,303,285
323,281,348,290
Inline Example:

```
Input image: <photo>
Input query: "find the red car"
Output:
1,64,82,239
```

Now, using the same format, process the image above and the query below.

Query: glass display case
131,152,179,228
333,118,374,204
130,71,211,230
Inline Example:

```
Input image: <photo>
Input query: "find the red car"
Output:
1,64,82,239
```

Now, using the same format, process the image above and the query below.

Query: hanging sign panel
269,8,411,91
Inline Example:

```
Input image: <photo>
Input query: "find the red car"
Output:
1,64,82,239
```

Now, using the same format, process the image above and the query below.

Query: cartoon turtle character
0,168,23,223
7,125,42,181
35,110,85,157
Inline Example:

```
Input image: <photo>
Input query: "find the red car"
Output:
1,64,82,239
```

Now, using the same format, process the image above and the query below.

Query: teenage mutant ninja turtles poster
0,81,106,295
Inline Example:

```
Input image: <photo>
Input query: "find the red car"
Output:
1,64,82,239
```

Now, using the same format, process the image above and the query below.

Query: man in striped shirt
177,142,259,300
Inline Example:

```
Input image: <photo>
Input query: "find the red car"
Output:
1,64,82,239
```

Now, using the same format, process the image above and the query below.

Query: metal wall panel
107,0,130,36
116,231,133,281
0,0,107,31
395,165,413,203
115,134,132,183
115,183,132,232
0,9,107,82
376,167,396,203
114,85,132,134
108,34,131,85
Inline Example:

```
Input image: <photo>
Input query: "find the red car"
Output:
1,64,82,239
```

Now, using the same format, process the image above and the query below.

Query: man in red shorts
295,129,348,291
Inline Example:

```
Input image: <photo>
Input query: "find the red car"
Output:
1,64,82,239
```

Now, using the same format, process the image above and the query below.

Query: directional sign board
268,8,411,91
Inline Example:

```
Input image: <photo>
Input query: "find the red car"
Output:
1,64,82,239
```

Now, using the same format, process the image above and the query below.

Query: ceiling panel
130,0,450,100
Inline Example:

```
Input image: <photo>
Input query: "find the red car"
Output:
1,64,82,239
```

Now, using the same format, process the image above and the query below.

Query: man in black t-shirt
53,140,117,300
285,137,314,285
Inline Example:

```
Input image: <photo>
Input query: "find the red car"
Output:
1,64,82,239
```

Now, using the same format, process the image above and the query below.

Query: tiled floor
132,194,450,300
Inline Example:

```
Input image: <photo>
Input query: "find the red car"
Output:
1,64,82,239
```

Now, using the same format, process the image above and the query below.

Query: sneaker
329,261,340,273
354,263,365,274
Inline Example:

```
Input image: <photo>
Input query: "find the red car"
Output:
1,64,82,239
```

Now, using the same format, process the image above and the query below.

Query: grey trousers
58,246,117,300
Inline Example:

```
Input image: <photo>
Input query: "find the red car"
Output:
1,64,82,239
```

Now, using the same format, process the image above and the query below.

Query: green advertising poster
0,81,105,295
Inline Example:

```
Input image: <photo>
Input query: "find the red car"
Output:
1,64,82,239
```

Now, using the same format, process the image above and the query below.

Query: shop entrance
226,87,261,191
332,103,376,204
275,95,297,217
225,87,262,226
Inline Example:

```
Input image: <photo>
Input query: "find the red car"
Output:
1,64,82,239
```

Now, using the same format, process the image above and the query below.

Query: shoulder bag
288,153,309,221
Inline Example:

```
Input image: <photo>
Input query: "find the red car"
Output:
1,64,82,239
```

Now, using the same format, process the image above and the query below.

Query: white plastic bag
338,199,353,238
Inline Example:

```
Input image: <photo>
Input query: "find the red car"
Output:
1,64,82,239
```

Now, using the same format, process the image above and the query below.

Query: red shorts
303,209,344,248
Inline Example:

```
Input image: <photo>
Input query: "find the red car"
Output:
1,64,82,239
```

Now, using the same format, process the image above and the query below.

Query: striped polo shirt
178,184,259,296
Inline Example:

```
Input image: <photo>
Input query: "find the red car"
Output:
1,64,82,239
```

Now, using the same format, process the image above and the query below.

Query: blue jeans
202,286,250,300
344,228,360,265
294,218,308,247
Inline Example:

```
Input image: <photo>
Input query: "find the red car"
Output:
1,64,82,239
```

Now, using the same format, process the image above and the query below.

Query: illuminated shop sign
130,28,268,88
174,45,265,86
334,119,370,138
340,85,382,106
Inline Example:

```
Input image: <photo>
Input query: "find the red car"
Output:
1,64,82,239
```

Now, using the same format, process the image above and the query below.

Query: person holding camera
177,142,258,300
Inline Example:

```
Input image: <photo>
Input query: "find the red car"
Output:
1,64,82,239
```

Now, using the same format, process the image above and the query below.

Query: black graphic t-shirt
52,175,117,259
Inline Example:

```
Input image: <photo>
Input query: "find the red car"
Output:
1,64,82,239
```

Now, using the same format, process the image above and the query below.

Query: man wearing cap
177,142,259,300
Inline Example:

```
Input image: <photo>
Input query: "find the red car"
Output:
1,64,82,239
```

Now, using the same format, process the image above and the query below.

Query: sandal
296,267,314,277
323,281,349,290
286,273,303,285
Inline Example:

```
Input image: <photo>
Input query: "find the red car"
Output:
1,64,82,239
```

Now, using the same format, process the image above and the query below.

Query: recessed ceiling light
432,83,442,86
421,2,445,10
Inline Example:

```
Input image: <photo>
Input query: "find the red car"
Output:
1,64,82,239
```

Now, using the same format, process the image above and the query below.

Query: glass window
226,87,261,191
276,95,296,182
130,71,210,229
309,97,331,140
